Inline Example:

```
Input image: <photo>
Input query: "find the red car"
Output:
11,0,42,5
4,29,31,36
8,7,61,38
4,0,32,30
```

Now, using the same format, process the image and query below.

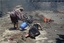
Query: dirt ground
0,11,64,43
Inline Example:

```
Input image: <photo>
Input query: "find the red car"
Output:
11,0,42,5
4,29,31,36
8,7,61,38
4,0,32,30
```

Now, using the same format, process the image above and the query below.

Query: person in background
10,5,24,30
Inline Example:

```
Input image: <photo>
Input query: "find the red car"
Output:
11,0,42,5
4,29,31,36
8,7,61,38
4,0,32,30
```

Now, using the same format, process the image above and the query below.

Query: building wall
0,0,64,12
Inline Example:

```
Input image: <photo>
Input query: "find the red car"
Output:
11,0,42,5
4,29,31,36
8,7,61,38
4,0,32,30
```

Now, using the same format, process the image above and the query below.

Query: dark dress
29,26,40,39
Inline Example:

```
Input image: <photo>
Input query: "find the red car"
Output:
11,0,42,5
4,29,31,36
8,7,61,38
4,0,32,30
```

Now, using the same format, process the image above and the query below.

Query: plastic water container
20,22,28,30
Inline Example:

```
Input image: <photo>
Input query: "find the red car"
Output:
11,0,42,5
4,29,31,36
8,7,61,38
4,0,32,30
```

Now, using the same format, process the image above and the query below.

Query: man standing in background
10,5,24,30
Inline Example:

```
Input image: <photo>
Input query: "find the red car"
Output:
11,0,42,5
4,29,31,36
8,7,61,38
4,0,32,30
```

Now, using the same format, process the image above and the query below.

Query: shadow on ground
9,27,17,30
56,34,64,43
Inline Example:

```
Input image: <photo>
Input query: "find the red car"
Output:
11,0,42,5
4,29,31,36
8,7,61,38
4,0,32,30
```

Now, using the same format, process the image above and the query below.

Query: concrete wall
0,0,64,12
57,2,64,12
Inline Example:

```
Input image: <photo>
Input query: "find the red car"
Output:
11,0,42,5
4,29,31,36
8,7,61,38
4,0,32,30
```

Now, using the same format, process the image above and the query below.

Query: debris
2,30,22,43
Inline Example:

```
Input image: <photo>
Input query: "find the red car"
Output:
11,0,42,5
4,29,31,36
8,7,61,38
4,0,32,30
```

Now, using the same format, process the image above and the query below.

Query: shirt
10,9,23,20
